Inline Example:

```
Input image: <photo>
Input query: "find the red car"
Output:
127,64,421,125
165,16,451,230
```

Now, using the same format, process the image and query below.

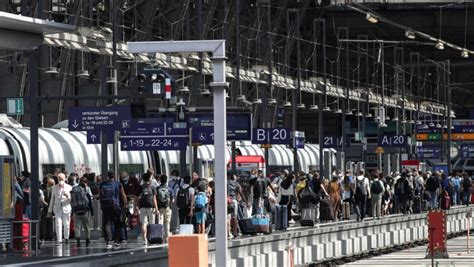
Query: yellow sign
375,146,385,154
260,144,272,149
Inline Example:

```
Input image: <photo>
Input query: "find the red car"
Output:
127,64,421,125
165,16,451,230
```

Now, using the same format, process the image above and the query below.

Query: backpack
139,184,154,208
71,186,90,213
463,177,472,189
395,179,405,196
100,181,118,208
426,177,438,192
194,192,206,209
355,178,367,198
371,180,383,195
253,177,267,198
452,177,461,189
176,186,191,209
157,186,170,208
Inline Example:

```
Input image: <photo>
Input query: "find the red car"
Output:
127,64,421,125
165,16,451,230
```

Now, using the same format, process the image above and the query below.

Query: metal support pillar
315,19,326,175
29,48,39,251
446,60,452,174
100,67,108,179
128,40,229,267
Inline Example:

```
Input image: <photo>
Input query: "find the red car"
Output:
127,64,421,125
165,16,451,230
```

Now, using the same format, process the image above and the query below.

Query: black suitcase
413,196,422,213
274,205,288,230
300,208,316,226
147,224,164,244
319,199,335,222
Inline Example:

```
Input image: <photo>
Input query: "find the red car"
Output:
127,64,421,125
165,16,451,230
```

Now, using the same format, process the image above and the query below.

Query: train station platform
2,206,473,267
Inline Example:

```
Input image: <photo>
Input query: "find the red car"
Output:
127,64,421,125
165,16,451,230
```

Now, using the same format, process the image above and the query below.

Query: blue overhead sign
87,130,114,144
120,136,187,151
188,112,251,141
68,106,132,132
323,136,350,148
191,127,214,145
252,128,290,145
416,146,441,159
378,135,409,147
121,119,187,136
292,131,305,149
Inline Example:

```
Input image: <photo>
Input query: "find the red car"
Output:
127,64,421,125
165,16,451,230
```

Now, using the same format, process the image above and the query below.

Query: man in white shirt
47,173,72,244
353,170,371,221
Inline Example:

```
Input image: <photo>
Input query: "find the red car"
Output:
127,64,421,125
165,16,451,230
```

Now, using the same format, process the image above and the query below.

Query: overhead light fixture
323,106,332,112
297,103,306,109
268,98,277,105
309,105,319,110
106,75,117,83
416,120,422,125
356,112,363,117
334,109,342,114
392,117,399,122
176,98,185,106
428,122,435,127
461,49,469,58
436,123,442,129
44,67,59,74
200,88,211,96
366,13,378,24
178,85,190,93
451,125,455,130
76,69,90,78
379,122,388,128
401,119,407,124
226,92,230,99
345,110,353,116
385,116,391,121
435,40,444,50
252,98,263,105
366,112,373,118
283,101,292,108
237,95,246,101
443,124,448,129
405,30,416,40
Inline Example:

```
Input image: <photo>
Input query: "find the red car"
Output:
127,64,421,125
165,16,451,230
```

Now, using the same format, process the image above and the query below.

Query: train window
42,164,65,177
109,164,145,177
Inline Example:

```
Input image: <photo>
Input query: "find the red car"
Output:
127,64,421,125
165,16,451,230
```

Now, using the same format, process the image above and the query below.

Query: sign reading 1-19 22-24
378,135,409,147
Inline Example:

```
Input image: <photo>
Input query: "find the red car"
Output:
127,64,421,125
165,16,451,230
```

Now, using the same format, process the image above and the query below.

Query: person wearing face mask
47,173,73,244
119,171,139,242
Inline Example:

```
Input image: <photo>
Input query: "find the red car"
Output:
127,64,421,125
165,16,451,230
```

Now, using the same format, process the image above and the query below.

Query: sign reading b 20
252,128,290,145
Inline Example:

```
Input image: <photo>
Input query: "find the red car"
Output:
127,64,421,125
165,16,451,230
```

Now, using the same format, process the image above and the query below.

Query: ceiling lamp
106,75,117,84
283,101,292,108
428,122,435,127
323,106,332,112
76,69,90,78
461,49,469,58
309,104,319,111
436,123,442,129
416,120,422,125
236,95,246,101
252,98,263,105
421,123,429,129
200,88,211,96
178,85,190,93
366,13,378,24
44,67,59,74
297,103,306,109
392,117,399,122
366,112,373,118
435,40,445,50
379,122,388,128
356,112,363,117
268,98,277,105
385,116,391,121
345,110,353,116
443,124,448,129
334,108,342,114
405,30,416,40
176,98,185,106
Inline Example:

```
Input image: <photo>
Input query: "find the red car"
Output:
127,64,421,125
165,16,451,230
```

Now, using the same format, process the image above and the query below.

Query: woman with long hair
279,174,295,223
341,176,353,220
328,175,341,221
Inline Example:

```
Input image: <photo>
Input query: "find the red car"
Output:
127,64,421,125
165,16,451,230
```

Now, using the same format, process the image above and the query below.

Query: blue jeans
429,191,438,209
463,190,471,206
453,188,460,205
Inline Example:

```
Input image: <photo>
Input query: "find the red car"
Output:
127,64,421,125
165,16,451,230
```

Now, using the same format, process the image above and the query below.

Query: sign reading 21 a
378,134,408,147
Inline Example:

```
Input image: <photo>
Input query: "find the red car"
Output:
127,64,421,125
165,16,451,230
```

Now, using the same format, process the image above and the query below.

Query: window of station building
42,164,65,177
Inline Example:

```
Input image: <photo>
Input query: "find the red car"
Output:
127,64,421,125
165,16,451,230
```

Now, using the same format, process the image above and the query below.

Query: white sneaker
106,243,112,249
143,240,148,246
289,219,295,224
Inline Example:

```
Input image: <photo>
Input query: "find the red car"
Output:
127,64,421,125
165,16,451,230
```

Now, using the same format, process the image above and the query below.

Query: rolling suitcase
441,192,451,210
250,214,270,234
238,219,255,235
413,196,422,213
300,208,316,226
147,223,164,244
319,198,334,222
274,205,288,230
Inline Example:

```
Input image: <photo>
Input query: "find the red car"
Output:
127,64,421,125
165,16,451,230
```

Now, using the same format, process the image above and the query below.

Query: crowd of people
13,166,474,249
